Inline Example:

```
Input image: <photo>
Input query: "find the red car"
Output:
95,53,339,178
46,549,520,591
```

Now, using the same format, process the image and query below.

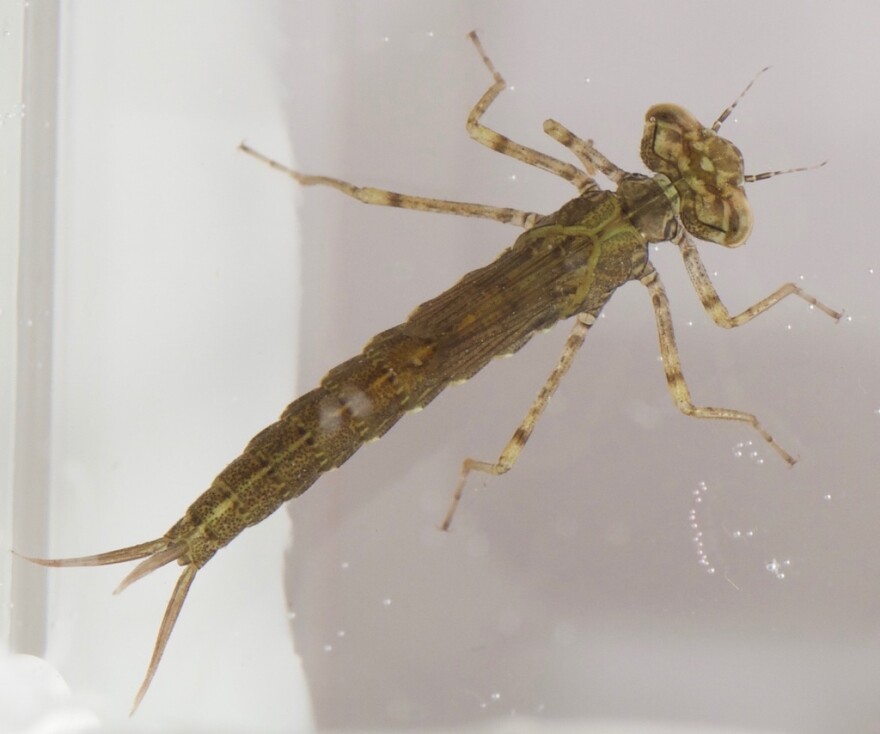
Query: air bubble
765,558,791,580
689,480,716,574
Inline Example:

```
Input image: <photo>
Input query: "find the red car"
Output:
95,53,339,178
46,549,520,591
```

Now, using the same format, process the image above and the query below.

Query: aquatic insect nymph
20,32,840,712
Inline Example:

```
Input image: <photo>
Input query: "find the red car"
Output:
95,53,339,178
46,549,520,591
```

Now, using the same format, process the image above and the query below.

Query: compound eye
652,124,683,163
641,104,701,177
681,188,753,247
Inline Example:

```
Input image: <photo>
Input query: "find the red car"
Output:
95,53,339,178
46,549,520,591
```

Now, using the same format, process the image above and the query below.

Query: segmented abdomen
168,190,635,567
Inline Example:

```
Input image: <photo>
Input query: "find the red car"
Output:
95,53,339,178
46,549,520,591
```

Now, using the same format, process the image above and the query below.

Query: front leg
676,232,842,327
465,32,596,193
640,265,798,465
543,119,626,184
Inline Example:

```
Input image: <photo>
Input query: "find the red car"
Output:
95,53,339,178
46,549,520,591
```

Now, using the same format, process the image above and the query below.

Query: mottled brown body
171,183,667,573
173,183,669,567
19,33,839,713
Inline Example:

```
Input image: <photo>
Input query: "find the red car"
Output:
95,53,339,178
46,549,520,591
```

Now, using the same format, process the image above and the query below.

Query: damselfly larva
20,32,841,712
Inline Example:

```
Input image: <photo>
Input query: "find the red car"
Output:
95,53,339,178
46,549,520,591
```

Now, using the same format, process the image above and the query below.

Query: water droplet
490,692,501,702
382,598,392,607
323,644,333,653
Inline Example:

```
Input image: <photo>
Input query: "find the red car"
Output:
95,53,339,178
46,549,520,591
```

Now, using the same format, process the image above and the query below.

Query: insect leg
239,143,542,230
677,232,843,326
440,312,593,531
543,119,626,184
640,264,797,465
465,31,596,193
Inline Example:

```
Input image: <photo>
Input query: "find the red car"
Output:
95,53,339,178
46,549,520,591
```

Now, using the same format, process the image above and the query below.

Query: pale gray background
5,1,880,733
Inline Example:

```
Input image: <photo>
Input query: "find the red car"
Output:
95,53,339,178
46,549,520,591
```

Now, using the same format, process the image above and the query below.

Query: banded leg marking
641,265,797,466
441,312,594,531
677,233,843,327
543,119,626,184
239,143,541,229
465,32,595,193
